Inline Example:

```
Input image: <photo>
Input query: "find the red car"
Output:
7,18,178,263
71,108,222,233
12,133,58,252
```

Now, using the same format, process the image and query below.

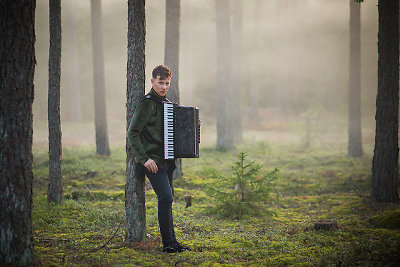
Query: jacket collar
149,88,166,101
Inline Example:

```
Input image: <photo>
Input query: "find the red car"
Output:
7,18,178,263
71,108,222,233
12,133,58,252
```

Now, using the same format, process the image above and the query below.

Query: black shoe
163,244,178,253
175,241,191,252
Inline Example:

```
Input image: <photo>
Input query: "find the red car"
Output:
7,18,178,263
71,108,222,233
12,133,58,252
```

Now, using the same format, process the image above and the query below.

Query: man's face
151,76,171,97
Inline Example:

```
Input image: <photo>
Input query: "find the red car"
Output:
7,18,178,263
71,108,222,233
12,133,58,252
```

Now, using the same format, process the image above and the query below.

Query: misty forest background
2,0,400,265
33,0,377,145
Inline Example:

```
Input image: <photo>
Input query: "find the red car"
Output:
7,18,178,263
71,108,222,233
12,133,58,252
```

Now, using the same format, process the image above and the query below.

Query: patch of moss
31,139,400,266
369,210,400,229
66,190,124,201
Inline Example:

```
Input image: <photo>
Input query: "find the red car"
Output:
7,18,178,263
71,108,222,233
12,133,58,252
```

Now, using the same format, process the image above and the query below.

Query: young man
128,65,190,253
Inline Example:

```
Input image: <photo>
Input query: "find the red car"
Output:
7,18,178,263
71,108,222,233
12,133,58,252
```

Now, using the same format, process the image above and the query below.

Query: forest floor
32,118,400,266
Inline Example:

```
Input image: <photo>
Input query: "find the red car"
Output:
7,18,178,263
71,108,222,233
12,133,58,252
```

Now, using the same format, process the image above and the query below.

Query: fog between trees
33,0,378,147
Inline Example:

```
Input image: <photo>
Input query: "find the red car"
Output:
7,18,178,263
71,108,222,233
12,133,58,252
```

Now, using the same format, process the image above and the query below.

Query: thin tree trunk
348,0,363,157
47,0,63,203
231,0,243,143
273,0,287,113
165,0,180,105
182,1,193,105
90,0,110,155
371,0,399,202
165,0,183,179
216,0,234,150
248,0,261,126
125,0,146,242
65,0,81,122
0,1,36,264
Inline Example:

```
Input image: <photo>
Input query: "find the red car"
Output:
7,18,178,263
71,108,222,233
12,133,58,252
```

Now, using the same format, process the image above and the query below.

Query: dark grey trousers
144,160,176,246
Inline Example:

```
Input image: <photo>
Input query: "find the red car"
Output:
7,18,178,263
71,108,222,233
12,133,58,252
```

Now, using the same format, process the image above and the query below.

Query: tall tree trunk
371,0,399,202
231,0,243,143
65,0,81,122
348,0,363,157
165,0,180,105
90,0,110,156
47,0,63,203
274,1,288,113
0,1,36,264
216,0,234,150
248,0,261,126
165,0,183,179
125,0,146,242
182,1,193,105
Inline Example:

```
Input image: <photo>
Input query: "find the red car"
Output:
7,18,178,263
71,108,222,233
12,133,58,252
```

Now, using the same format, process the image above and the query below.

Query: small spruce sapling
207,152,278,219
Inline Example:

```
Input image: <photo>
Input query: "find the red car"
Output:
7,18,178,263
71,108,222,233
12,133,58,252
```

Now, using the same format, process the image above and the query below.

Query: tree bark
90,0,110,156
47,0,63,203
248,0,261,126
182,1,194,105
65,0,81,122
371,0,399,202
0,0,36,264
125,0,146,242
165,0,180,105
348,0,363,157
231,0,243,143
216,0,234,150
164,0,183,179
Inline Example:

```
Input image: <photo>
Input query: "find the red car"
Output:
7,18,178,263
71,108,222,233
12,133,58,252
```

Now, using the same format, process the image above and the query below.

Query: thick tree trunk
90,0,110,156
216,0,234,150
125,0,146,242
47,0,63,203
231,0,243,143
65,0,81,122
164,0,183,179
371,0,399,202
348,0,363,158
0,1,36,264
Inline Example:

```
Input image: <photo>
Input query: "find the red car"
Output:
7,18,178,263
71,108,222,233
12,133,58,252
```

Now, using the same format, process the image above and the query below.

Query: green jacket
128,88,166,165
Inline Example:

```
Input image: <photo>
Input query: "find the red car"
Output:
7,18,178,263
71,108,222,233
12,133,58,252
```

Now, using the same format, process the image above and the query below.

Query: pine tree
0,0,36,264
90,0,110,156
47,0,63,203
207,152,278,219
348,0,363,157
371,0,399,202
125,0,146,242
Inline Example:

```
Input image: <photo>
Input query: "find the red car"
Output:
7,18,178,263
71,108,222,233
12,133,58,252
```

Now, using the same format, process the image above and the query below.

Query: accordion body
163,102,200,159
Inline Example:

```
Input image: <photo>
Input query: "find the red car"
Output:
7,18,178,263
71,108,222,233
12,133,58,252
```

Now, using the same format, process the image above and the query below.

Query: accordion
163,102,200,159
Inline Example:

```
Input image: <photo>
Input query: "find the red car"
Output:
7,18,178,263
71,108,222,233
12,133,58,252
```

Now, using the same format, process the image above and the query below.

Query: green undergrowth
32,140,400,266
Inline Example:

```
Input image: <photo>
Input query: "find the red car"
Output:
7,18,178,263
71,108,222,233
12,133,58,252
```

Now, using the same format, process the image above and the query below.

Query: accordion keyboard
163,102,175,159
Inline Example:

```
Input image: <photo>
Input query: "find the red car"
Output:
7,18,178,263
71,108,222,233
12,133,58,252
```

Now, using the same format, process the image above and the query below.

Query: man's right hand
144,159,158,173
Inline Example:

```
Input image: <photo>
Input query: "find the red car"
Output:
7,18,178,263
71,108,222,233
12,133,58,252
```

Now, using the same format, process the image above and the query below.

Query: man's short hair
152,65,172,80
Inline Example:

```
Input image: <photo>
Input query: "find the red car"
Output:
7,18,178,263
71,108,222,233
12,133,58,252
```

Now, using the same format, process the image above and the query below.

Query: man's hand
144,159,158,173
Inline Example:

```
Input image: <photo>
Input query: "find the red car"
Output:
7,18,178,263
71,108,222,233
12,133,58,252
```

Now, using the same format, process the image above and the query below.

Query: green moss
31,140,400,266
369,210,400,229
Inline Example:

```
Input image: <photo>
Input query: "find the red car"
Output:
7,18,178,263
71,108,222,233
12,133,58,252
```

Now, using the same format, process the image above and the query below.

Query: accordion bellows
163,102,200,159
